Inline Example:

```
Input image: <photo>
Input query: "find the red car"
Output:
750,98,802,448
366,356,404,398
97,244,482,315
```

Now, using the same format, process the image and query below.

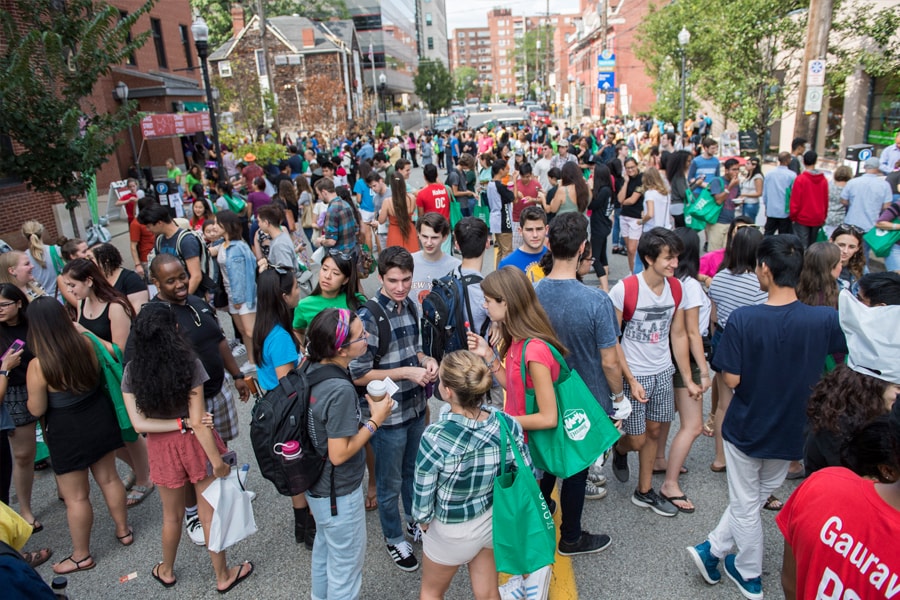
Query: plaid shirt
349,292,425,427
412,407,530,524
324,197,358,253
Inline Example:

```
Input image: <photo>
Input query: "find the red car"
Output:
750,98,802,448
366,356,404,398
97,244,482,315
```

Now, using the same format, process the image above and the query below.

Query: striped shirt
324,197,359,253
412,407,529,524
349,292,425,427
708,270,768,328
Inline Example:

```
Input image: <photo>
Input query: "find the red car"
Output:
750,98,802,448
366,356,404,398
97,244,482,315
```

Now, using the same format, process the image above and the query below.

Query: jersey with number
416,183,450,220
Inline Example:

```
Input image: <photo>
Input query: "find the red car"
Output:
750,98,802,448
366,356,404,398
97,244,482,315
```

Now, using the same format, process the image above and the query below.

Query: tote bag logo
563,409,591,441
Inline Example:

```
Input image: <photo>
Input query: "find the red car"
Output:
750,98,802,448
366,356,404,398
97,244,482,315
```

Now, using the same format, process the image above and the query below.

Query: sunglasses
267,264,295,276
834,224,864,236
328,249,355,262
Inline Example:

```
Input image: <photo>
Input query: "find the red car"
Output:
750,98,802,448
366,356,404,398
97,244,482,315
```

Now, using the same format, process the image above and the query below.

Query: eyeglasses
735,224,762,231
328,249,354,262
579,256,595,265
341,329,368,347
0,301,17,309
834,224,864,236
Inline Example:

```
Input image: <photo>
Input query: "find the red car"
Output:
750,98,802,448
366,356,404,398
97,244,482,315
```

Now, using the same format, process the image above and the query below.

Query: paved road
14,139,804,599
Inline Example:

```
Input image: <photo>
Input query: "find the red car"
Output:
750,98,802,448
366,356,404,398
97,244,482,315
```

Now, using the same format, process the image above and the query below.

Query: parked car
449,107,469,128
530,110,551,125
479,103,491,112
466,97,479,107
521,101,540,113
433,116,456,132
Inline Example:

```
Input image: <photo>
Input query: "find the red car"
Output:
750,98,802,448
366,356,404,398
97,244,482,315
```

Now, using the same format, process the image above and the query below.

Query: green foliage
510,26,554,99
191,0,350,48
220,132,285,166
375,122,393,138
0,0,156,214
828,1,900,99
414,59,454,115
453,66,479,101
214,57,265,140
480,85,493,104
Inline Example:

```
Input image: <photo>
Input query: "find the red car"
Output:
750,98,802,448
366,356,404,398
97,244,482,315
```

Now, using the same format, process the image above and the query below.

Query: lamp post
112,81,143,187
378,73,387,124
191,16,223,184
426,81,432,128
678,27,690,141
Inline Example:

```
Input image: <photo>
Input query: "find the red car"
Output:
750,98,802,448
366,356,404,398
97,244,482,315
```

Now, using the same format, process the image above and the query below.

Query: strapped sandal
126,483,155,507
53,554,96,574
22,548,53,568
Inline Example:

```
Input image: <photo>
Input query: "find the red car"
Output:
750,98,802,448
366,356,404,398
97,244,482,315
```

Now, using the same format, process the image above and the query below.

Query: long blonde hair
642,166,668,195
21,220,46,268
480,266,567,358
0,251,44,298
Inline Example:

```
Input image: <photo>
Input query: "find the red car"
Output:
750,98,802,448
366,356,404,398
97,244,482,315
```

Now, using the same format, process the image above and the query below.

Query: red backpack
621,275,683,324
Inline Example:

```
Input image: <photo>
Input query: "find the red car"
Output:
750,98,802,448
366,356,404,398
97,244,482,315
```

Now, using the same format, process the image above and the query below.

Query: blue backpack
421,268,488,362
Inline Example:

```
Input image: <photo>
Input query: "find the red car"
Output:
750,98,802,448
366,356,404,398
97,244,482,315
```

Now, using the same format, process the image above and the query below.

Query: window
255,49,267,76
119,10,136,66
150,18,167,68
352,14,382,31
500,58,507,65
427,37,433,50
179,24,194,69
458,32,465,38
500,69,507,75
425,13,432,26
218,61,232,77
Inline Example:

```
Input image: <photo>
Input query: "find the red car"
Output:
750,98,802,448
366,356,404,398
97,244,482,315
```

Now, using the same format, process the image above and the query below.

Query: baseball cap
558,139,569,147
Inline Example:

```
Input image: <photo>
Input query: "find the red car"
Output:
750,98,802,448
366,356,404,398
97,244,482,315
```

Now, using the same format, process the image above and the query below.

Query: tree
828,0,900,99
510,26,554,100
190,0,349,48
214,57,267,140
453,66,479,101
0,0,155,234
414,59,454,116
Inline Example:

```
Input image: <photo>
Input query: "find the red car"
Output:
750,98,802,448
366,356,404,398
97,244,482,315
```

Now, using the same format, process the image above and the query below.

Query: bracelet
609,390,625,401
231,372,245,380
363,420,378,434
177,417,187,434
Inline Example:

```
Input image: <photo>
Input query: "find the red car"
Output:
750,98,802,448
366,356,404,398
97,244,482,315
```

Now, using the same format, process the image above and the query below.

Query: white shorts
228,302,257,316
360,209,375,223
422,506,493,567
620,216,644,241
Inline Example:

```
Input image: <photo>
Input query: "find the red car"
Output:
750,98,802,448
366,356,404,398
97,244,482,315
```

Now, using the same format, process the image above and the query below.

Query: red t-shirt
776,467,900,600
129,219,156,263
505,338,561,440
118,191,138,222
513,179,542,223
416,183,450,220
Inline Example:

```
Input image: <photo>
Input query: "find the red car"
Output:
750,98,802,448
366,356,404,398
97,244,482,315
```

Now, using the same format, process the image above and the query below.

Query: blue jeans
612,208,622,247
306,485,366,600
371,413,426,544
742,203,759,224
887,243,900,272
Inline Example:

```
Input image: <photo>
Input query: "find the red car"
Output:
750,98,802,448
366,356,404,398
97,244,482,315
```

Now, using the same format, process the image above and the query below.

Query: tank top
78,302,112,343
556,186,578,214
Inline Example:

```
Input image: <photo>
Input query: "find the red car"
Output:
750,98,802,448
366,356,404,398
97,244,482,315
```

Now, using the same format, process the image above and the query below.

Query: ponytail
22,220,46,268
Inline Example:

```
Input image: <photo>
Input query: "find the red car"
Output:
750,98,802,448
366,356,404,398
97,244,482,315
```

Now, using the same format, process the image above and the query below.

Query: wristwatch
0,370,9,378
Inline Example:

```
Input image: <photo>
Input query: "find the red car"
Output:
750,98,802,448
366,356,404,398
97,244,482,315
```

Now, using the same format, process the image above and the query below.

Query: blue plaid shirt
324,197,358,253
349,292,425,427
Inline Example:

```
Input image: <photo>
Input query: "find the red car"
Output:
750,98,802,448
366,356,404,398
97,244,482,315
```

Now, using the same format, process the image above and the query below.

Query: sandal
152,562,177,588
660,492,695,514
702,414,715,437
763,495,783,511
53,554,96,575
116,527,135,546
121,471,137,491
217,561,254,594
22,548,53,568
29,519,43,533
365,491,378,512
126,483,155,508
710,463,726,473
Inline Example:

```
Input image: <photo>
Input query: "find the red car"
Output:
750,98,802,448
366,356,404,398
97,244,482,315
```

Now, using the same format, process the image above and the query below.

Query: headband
334,308,351,349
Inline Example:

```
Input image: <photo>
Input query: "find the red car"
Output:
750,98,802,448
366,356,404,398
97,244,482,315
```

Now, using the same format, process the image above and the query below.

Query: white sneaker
588,463,607,486
612,397,633,421
185,514,205,546
524,566,552,600
240,362,257,376
230,343,247,358
499,575,526,600
585,480,608,500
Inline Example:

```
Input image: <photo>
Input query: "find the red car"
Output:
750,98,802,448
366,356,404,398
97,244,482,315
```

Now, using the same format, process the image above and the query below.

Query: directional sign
606,93,616,103
807,60,826,86
597,50,616,71
804,85,824,113
597,71,615,90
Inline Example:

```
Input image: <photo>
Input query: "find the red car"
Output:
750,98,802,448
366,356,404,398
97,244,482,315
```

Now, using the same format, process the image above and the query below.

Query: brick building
0,0,206,243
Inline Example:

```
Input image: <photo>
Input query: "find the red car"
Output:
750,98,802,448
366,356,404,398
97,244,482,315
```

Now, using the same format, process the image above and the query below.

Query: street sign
597,50,616,70
606,93,616,103
807,60,826,86
857,148,873,161
804,85,824,113
597,71,615,90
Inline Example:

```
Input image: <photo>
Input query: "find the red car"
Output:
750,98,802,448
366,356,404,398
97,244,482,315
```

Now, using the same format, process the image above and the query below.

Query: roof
209,15,358,62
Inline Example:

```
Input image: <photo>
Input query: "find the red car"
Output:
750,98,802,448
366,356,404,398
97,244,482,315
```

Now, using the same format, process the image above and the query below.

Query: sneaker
240,362,257,376
558,532,612,556
686,541,721,585
632,488,678,517
499,575,526,600
230,342,247,358
612,397,632,420
612,445,630,483
405,521,423,543
386,541,419,571
584,480,608,500
587,464,607,486
523,565,551,600
724,554,763,599
184,514,205,546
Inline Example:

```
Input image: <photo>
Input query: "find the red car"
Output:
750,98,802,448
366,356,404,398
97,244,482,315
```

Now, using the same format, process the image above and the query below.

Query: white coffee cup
367,380,388,402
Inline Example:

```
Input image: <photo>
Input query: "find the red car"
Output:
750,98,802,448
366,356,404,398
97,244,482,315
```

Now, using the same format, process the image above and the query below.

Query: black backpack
353,297,418,397
154,228,218,292
250,361,349,499
421,268,488,363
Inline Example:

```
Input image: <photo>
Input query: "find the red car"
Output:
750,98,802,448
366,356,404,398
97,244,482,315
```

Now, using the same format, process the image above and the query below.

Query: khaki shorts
422,506,493,567
620,216,644,241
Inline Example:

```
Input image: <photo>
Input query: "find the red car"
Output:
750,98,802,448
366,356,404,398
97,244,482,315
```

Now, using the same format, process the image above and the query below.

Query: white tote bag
201,469,258,552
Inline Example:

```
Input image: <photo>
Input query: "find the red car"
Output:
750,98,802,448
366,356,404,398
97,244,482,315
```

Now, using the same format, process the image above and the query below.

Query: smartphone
207,450,238,476
1,339,25,361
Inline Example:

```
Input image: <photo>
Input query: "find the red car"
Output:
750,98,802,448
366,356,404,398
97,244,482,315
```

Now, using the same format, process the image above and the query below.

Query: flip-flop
660,492,695,514
365,491,378,512
122,472,137,491
217,561,254,594
22,548,53,568
116,528,135,546
29,520,43,533
763,495,784,511
53,554,96,574
785,470,805,480
152,562,177,588
126,483,155,508
652,466,689,475
710,463,727,473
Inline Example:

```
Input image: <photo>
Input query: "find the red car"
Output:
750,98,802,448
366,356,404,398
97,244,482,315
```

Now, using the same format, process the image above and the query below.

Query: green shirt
292,292,367,330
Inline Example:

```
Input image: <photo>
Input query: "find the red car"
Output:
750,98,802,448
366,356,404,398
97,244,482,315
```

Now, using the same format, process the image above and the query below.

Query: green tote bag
522,339,621,479
83,332,138,443
474,191,491,226
863,222,900,257
492,414,556,576
683,180,724,231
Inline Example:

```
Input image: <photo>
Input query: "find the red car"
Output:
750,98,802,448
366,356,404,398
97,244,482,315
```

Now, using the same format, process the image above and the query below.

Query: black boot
294,507,309,544
304,510,316,550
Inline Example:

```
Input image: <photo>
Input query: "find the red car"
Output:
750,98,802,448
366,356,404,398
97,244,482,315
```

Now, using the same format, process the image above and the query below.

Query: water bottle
51,576,70,599
274,440,309,494
238,463,250,487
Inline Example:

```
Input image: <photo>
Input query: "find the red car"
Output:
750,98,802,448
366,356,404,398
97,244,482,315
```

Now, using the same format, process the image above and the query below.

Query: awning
140,112,211,139
183,101,209,113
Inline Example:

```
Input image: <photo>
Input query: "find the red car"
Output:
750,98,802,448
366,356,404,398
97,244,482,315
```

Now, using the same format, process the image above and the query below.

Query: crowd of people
1,117,899,600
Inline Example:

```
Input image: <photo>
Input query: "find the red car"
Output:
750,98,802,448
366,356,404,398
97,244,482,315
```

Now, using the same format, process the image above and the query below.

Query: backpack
154,228,218,291
250,361,350,499
354,297,418,396
421,268,489,362
621,274,683,325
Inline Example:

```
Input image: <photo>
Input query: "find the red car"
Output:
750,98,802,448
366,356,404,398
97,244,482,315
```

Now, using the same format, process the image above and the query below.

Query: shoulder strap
667,277,683,311
174,229,191,258
363,299,392,367
622,275,639,323
307,363,352,387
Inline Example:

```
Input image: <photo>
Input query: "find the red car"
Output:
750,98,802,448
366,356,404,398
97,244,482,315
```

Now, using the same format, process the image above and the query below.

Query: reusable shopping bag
474,191,491,226
82,332,138,443
492,414,556,575
683,180,724,231
522,339,621,479
863,220,900,257
202,468,258,552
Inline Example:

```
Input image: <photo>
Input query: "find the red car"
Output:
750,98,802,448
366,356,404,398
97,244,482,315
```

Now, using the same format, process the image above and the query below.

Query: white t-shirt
609,274,684,376
680,276,711,337
410,251,461,310
643,189,671,231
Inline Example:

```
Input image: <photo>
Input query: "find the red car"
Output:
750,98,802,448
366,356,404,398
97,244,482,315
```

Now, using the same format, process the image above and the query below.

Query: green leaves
414,59,454,114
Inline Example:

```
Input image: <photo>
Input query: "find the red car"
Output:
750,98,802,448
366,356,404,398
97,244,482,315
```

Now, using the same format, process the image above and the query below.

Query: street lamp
112,81,143,187
678,27,690,141
378,72,387,124
426,81,432,127
191,16,224,185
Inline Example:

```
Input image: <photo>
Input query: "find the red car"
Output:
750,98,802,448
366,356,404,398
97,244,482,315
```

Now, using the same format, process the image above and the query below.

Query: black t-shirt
462,140,477,156
0,321,34,387
114,269,148,297
124,296,225,399
589,185,613,230
494,180,515,234
620,173,645,219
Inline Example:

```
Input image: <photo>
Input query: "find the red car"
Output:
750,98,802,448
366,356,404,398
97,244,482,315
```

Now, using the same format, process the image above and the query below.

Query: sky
446,0,582,31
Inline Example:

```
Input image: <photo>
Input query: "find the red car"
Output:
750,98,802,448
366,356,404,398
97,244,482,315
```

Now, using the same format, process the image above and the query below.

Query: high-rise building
346,0,419,95
418,0,449,66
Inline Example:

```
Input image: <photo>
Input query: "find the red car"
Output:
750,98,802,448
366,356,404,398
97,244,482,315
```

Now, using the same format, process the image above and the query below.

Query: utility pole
257,0,280,139
793,0,833,151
